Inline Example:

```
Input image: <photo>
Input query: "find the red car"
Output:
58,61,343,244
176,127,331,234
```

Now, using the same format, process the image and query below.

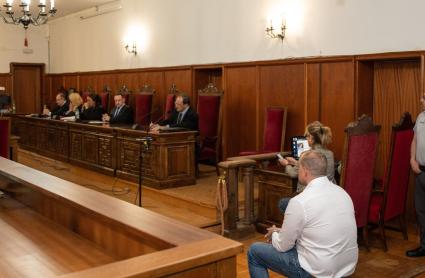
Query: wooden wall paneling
42,75,52,107
259,64,306,151
79,74,97,93
223,66,257,158
305,63,321,123
373,59,421,221
63,74,79,91
373,60,421,176
356,61,374,117
164,69,192,94
319,61,355,161
0,73,12,93
162,69,192,124
193,67,223,110
137,71,165,122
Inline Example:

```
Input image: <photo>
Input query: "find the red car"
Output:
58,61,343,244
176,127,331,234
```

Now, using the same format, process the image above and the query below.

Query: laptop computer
291,136,311,160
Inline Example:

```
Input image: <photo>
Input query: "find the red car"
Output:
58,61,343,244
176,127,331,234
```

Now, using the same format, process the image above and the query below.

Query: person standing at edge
407,92,425,257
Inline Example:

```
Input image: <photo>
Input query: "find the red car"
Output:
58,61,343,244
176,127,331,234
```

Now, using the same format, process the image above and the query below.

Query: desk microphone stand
136,136,152,207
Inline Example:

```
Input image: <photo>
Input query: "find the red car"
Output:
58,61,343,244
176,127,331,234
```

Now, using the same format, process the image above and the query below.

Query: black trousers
415,171,425,248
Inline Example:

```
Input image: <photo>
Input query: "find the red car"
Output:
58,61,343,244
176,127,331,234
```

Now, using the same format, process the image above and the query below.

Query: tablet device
291,136,311,160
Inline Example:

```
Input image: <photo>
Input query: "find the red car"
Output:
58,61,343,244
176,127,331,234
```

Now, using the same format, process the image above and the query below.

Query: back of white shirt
272,176,358,278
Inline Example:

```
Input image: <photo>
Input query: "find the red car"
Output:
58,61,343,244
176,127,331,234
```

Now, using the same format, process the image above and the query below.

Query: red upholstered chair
81,86,94,103
239,107,287,156
197,83,223,174
340,114,381,249
0,117,10,158
99,86,111,112
368,112,414,251
133,85,155,126
165,84,178,120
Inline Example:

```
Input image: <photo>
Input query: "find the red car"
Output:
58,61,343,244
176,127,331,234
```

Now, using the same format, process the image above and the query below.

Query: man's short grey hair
299,150,328,177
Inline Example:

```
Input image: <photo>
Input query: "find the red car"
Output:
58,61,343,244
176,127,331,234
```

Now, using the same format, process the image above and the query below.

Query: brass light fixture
125,41,137,56
265,19,286,41
0,0,57,30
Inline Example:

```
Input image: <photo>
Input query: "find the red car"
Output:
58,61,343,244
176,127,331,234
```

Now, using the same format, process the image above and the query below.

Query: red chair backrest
262,107,287,152
0,118,10,158
165,94,175,120
341,115,381,228
81,91,90,103
198,95,221,138
99,91,109,112
383,114,414,220
134,94,153,126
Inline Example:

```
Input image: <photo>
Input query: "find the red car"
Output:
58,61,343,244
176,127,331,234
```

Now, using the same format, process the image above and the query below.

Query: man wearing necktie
150,94,198,132
102,93,134,124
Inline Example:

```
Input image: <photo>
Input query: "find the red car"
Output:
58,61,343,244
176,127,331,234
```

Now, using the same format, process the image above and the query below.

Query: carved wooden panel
27,124,37,148
57,129,69,158
98,136,114,168
119,139,140,175
167,145,189,177
46,127,57,153
37,126,49,151
82,133,98,164
70,132,83,161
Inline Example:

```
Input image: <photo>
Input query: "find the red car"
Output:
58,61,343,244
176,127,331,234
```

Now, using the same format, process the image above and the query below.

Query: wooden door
12,63,44,114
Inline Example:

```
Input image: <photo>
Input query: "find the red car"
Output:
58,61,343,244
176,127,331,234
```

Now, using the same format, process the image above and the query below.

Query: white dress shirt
272,176,358,278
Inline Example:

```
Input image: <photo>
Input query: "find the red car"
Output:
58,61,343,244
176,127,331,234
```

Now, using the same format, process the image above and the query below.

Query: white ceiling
23,0,115,18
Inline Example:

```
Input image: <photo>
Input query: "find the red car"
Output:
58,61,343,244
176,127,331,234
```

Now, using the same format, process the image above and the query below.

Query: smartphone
276,153,284,160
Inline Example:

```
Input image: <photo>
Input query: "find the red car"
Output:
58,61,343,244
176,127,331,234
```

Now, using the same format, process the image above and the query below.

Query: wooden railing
0,157,243,277
218,152,290,238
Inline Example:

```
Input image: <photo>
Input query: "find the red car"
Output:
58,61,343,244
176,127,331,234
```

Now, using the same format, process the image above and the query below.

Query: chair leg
379,220,388,252
363,226,370,252
399,214,408,240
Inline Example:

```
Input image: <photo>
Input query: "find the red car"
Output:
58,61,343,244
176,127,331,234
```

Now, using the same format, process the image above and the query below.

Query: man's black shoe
406,247,425,257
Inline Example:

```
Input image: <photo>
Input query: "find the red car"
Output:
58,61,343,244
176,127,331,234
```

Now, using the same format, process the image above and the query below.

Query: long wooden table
0,157,243,277
11,115,197,188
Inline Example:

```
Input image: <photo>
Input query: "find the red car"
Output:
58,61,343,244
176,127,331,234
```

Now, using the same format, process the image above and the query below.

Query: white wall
47,0,425,73
0,24,48,73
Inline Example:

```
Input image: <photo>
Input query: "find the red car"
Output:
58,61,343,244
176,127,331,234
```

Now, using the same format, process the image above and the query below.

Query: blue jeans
247,242,310,278
278,197,291,215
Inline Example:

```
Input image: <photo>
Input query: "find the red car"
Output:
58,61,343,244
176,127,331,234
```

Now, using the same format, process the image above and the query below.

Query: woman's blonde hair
68,92,83,109
304,121,332,147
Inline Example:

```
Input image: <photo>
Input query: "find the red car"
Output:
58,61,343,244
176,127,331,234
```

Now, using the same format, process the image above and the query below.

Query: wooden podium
11,115,197,188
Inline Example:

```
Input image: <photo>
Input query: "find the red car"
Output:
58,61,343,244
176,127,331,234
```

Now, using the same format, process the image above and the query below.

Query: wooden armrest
227,151,290,163
218,159,257,169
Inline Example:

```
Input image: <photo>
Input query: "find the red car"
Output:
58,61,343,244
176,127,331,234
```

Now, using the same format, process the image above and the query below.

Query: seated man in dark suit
42,92,69,117
80,93,104,121
150,94,198,131
102,93,133,124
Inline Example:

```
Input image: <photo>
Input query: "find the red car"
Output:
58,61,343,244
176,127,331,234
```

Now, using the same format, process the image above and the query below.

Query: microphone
151,110,172,125
132,107,161,130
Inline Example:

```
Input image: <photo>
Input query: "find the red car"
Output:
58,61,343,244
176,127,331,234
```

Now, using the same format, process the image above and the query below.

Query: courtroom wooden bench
0,157,243,277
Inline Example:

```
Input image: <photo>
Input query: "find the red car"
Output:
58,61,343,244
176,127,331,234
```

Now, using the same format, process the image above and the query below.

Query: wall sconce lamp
265,20,286,41
125,41,137,55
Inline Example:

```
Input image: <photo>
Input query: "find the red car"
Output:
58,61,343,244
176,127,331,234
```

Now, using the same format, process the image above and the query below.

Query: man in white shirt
248,150,358,278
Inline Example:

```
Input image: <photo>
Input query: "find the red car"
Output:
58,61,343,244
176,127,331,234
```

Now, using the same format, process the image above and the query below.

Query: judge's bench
11,115,197,189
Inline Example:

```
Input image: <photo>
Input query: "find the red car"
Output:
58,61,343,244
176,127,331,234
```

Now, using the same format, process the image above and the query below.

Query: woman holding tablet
277,121,335,214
